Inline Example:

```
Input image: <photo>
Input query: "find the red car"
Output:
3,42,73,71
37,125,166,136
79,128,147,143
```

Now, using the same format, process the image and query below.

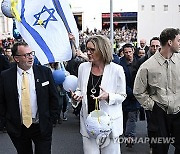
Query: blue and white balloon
63,75,78,92
1,0,14,18
52,70,66,85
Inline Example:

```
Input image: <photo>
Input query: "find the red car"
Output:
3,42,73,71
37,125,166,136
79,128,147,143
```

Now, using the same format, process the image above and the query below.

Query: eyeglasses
16,51,35,58
5,50,11,52
86,47,95,54
151,45,160,48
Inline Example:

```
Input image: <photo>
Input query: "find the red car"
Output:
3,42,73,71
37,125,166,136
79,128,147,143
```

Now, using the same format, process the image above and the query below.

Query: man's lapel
11,66,19,101
33,65,41,100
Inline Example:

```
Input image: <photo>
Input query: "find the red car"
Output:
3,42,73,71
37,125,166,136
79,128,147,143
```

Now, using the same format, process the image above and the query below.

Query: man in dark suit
0,42,59,154
0,54,10,132
119,43,140,148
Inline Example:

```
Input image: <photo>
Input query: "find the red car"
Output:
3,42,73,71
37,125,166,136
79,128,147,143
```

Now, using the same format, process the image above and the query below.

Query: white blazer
74,62,126,138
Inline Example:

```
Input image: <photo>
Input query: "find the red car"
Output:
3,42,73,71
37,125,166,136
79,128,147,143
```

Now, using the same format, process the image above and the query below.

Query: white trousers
82,136,121,154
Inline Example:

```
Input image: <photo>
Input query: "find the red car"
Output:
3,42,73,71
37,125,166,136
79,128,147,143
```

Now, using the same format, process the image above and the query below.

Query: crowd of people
0,27,180,154
78,27,138,53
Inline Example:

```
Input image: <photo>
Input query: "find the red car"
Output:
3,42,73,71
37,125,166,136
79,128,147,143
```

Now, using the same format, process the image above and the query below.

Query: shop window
164,5,168,11
141,5,144,11
151,5,155,11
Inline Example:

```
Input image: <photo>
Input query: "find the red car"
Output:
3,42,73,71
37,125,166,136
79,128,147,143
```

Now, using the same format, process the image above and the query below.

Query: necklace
91,74,102,95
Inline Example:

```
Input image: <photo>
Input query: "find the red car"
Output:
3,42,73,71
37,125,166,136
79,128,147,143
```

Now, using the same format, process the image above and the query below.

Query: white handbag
85,98,112,139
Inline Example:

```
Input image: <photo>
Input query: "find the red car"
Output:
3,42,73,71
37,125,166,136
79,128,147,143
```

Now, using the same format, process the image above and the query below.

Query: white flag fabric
15,0,79,65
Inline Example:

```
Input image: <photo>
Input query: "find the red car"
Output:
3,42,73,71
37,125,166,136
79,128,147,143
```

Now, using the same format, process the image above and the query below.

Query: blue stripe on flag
52,0,72,33
20,0,55,63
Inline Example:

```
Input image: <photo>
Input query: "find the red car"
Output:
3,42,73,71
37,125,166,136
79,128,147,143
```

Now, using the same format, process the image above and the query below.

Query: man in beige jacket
133,28,180,154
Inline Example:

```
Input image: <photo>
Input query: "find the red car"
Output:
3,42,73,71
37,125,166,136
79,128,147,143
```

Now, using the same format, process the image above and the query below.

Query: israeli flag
15,0,79,65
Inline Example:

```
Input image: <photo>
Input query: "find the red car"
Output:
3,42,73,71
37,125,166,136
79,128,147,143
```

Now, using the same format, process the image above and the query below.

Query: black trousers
151,103,180,154
9,124,52,154
0,117,6,130
145,110,158,148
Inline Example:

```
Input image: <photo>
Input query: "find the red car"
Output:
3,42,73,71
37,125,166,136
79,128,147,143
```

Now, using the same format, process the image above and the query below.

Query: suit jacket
74,62,126,138
0,64,59,137
0,54,10,73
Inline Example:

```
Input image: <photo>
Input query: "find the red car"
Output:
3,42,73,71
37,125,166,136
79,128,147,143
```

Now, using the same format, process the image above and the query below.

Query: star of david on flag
15,0,79,65
33,6,57,29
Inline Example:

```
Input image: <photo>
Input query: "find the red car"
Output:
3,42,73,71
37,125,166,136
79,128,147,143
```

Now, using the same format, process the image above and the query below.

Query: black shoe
52,120,57,127
63,113,67,121
126,137,134,148
62,115,67,121
0,127,7,133
126,143,133,148
58,118,62,124
2,127,7,133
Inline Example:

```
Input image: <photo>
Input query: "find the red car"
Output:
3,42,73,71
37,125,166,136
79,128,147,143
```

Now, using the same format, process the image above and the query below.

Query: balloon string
11,0,21,22
95,98,100,123
60,62,65,71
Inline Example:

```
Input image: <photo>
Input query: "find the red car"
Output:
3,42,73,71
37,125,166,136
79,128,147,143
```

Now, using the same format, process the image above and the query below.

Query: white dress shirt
17,66,38,119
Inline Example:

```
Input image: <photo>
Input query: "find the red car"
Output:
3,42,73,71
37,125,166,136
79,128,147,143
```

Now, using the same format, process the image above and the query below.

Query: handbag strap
95,98,100,123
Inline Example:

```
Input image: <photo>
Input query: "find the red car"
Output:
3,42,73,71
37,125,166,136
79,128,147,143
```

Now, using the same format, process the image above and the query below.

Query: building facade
69,0,138,31
0,0,138,39
0,0,179,43
138,0,180,45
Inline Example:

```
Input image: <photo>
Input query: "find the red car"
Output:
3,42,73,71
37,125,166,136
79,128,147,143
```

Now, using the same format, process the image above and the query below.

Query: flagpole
110,0,114,53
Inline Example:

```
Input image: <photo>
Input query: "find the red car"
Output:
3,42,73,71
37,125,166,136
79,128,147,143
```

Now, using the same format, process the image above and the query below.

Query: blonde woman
71,35,126,154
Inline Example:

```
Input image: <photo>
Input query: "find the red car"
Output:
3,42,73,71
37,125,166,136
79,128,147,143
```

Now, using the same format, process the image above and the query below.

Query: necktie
21,71,32,128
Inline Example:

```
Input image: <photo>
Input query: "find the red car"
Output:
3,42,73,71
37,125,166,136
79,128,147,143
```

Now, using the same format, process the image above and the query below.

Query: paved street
0,107,174,154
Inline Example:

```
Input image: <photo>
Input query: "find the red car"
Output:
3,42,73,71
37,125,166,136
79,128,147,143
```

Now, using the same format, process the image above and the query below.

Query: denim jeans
123,111,138,137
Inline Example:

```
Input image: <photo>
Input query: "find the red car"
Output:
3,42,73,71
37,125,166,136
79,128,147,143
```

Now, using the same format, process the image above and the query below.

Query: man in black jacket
0,42,59,154
119,43,140,148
